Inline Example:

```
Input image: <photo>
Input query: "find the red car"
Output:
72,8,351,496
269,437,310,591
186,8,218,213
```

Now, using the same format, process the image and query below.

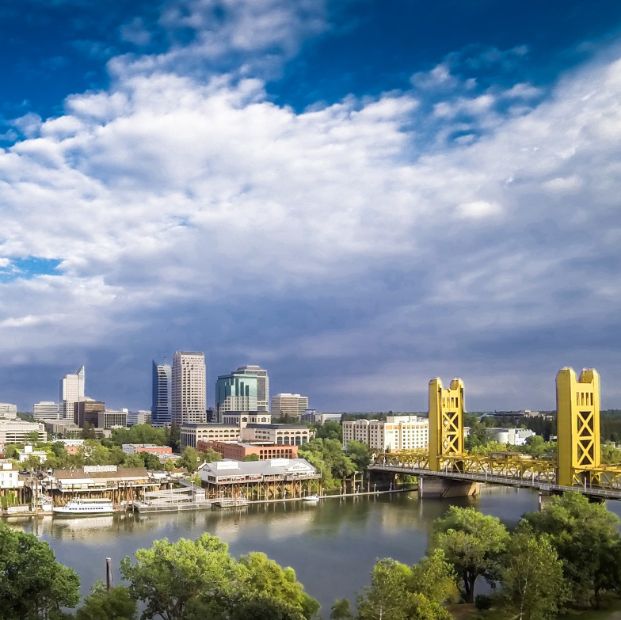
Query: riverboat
212,498,249,509
53,499,115,517
302,495,320,503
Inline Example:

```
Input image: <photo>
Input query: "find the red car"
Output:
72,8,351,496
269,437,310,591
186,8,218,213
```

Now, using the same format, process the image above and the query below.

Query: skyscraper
271,393,309,420
171,352,206,426
151,361,171,425
216,371,258,416
235,365,269,411
59,365,85,420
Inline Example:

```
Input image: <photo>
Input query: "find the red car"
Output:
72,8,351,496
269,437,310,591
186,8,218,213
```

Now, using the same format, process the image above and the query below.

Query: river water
14,488,621,616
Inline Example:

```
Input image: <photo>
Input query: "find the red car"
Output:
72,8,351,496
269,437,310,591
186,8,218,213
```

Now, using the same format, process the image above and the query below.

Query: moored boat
302,495,320,503
53,498,115,517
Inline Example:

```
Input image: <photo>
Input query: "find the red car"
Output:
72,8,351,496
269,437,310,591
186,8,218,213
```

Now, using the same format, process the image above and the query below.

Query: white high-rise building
33,401,61,421
271,393,309,420
171,352,206,426
59,366,85,420
236,365,270,411
0,403,17,419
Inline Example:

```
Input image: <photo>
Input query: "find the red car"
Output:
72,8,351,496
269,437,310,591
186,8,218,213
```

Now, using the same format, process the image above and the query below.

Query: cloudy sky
1,0,621,412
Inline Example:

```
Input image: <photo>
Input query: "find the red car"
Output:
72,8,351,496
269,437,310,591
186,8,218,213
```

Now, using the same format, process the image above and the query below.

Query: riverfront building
151,361,171,425
342,416,429,451
199,458,320,500
172,352,206,425
271,393,309,420
180,424,241,449
206,441,298,461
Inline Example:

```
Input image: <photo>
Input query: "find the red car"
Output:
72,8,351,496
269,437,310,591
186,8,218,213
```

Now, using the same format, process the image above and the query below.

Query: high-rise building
151,361,171,425
271,393,309,420
74,399,105,428
171,352,206,426
216,371,258,416
0,403,17,419
235,365,269,411
59,365,85,420
342,416,429,451
33,401,60,421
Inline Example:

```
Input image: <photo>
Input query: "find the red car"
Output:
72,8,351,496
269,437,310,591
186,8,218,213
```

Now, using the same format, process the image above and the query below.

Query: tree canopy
0,522,79,619
432,506,509,603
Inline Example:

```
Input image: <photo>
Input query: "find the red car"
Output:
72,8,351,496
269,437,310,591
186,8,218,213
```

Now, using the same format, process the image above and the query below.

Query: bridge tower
556,367,601,486
428,377,465,472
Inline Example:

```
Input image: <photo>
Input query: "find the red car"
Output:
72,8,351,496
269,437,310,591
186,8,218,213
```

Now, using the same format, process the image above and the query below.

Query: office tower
59,365,85,420
74,399,105,428
271,393,309,420
0,403,17,419
171,352,206,426
33,401,60,421
216,371,258,416
236,365,269,411
151,361,171,425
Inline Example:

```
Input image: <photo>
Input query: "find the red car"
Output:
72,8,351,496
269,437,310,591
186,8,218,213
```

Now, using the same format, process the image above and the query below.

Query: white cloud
1,6,621,408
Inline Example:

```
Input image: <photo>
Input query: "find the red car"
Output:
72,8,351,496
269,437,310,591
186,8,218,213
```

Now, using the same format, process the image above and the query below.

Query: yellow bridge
368,367,621,500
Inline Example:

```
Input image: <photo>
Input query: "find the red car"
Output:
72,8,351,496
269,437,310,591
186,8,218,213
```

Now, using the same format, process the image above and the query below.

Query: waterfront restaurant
199,458,321,500
42,465,159,506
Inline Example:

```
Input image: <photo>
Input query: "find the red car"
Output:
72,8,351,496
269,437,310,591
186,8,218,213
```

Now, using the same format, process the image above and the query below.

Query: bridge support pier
418,476,479,499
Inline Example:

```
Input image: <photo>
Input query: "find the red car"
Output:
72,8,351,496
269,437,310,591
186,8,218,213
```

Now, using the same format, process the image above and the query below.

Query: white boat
302,495,320,502
53,499,115,517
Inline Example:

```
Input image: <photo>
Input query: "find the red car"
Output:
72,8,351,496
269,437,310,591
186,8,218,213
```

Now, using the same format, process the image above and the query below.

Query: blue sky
1,0,621,412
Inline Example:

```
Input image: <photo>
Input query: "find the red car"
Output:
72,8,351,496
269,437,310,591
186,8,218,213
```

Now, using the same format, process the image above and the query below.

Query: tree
139,452,163,470
178,447,200,472
356,554,454,620
522,492,621,608
121,534,238,620
330,599,353,620
432,506,509,603
76,583,136,620
120,534,319,620
0,522,79,619
500,529,568,620
315,421,342,441
345,441,372,471
299,439,356,491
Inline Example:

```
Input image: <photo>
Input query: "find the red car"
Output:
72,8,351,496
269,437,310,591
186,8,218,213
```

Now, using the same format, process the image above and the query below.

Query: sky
1,0,621,412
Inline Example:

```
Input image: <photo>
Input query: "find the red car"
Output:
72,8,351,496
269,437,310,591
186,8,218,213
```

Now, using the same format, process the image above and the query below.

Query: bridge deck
368,464,621,500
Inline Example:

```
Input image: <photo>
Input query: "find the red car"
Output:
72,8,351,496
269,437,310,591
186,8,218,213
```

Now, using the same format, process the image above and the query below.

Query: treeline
1,492,619,619
3,424,221,473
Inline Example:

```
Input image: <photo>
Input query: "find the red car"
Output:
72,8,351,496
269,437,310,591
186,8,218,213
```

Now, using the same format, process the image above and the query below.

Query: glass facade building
151,361,171,425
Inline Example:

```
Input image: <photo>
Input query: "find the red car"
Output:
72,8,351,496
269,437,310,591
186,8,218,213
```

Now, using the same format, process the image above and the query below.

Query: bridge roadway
368,463,621,501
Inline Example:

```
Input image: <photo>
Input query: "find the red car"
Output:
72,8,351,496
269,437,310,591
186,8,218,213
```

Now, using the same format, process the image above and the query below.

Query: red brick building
201,441,298,461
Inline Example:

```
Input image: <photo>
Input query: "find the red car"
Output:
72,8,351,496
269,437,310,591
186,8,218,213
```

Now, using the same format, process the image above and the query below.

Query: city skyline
1,1,621,411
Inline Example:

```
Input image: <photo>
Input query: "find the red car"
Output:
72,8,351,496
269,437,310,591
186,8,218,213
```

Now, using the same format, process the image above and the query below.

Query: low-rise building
241,424,312,446
486,427,536,446
128,410,152,426
17,444,48,464
342,416,429,451
0,460,21,490
301,411,342,425
33,401,61,421
44,419,82,438
121,444,173,456
98,409,128,429
53,438,85,455
0,419,47,445
180,424,241,449
203,441,298,461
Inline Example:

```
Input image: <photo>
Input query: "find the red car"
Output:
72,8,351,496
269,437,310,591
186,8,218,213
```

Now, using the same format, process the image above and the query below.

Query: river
13,488,621,616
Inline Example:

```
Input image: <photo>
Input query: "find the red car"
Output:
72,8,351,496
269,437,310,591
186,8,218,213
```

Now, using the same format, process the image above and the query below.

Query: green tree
330,599,353,620
432,506,509,603
500,529,568,620
522,492,621,608
346,440,372,471
76,583,136,620
178,447,200,472
299,439,356,492
111,425,168,447
356,554,453,620
139,452,163,470
121,534,238,620
0,522,79,619
315,421,342,441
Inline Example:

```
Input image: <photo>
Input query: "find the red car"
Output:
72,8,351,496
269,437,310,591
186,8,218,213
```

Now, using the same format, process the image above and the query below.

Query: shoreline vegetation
1,492,620,619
